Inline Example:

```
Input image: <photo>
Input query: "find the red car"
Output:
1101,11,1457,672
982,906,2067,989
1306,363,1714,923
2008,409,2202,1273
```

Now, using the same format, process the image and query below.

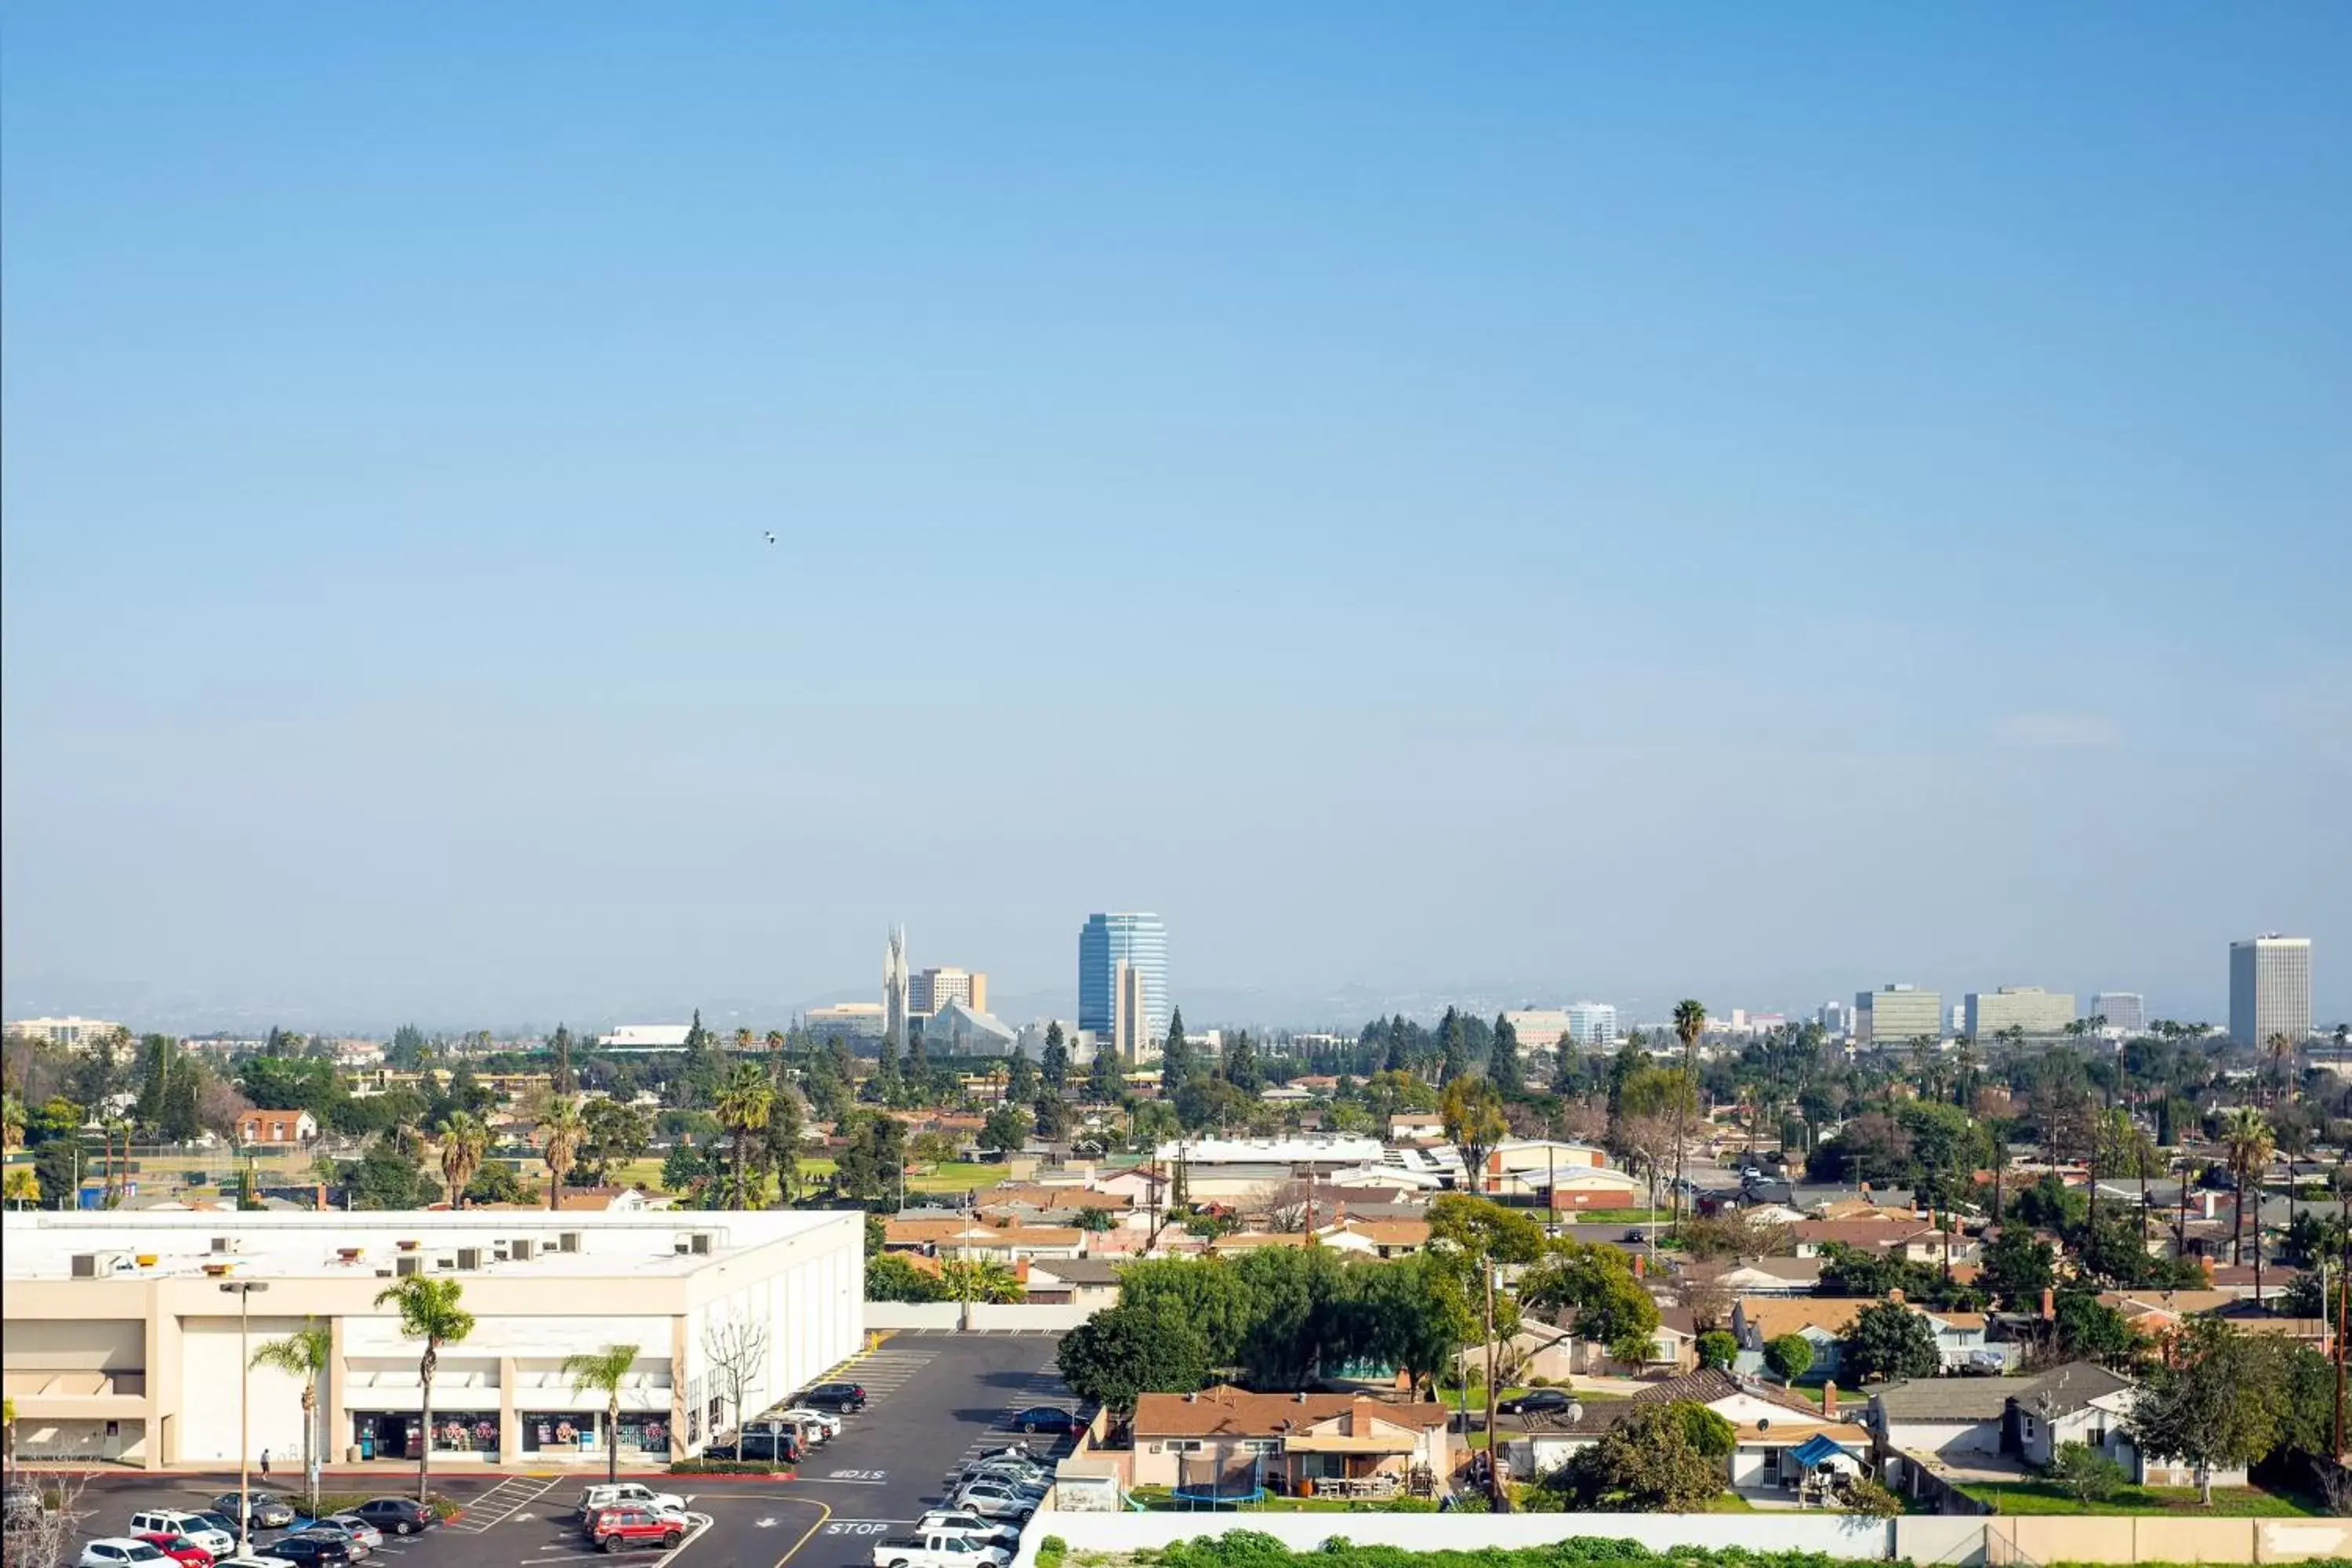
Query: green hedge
1038,1536,1068,1568
1142,1532,1894,1568
668,1458,793,1475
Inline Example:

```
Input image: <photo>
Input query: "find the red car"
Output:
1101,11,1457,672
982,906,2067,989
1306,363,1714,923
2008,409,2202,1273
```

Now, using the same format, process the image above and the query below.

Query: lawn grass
1557,1208,1668,1225
1959,1478,2325,1516
1125,1485,1434,1514
906,1159,1010,1193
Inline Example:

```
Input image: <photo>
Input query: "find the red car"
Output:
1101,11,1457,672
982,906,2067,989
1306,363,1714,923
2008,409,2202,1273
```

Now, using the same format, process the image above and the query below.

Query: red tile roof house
1128,1385,1457,1497
234,1109,318,1145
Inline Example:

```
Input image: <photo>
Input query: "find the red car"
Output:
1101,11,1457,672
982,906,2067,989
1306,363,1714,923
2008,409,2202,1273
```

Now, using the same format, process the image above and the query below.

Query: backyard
1958,1477,2326,1516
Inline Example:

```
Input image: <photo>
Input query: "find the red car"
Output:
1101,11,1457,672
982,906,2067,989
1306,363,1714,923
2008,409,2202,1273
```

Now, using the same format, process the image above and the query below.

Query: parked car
344,1500,435,1537
948,1480,1037,1523
964,1444,1050,1475
775,1406,843,1441
129,1512,234,1556
213,1558,299,1568
912,1511,1019,1549
796,1381,868,1412
1494,1388,1573,1417
297,1517,382,1552
187,1515,246,1546
260,1538,351,1567
700,1426,801,1465
210,1494,296,1532
4,1484,47,1527
872,1530,1011,1568
78,1541,169,1567
576,1484,687,1521
957,1458,1049,1493
1007,1406,1083,1435
584,1505,685,1553
133,1535,215,1567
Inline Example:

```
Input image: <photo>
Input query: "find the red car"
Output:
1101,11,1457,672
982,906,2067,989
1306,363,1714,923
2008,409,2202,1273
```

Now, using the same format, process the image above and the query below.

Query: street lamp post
220,1280,270,1555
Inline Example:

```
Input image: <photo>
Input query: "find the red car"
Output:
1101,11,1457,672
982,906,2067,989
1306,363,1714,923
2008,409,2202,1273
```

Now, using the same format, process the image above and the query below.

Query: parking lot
42,1333,1080,1568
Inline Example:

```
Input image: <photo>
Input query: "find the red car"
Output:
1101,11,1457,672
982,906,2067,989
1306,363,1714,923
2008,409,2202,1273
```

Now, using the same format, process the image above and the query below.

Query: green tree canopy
1840,1301,1942,1383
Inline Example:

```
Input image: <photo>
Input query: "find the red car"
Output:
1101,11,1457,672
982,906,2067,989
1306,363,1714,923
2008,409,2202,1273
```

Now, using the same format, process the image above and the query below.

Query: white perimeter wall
1026,1514,1894,1562
683,1222,862,1434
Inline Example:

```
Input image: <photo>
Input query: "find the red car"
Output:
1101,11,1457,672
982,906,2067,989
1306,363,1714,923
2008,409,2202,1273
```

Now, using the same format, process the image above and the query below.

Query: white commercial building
5,1016,126,1050
0,1208,863,1471
2230,935,2314,1047
1564,1002,1617,1047
1963,986,2078,1040
1501,1010,1573,1052
595,1024,692,1051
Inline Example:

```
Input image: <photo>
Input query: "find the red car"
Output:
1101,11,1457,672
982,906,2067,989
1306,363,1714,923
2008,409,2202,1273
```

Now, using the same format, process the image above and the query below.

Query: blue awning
1788,1433,1849,1468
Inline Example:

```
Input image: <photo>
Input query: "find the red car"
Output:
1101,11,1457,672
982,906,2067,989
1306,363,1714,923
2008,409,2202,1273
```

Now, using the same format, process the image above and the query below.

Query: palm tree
2,1092,24,1156
2264,1033,2296,1108
1671,999,1707,1232
1951,1038,1982,1109
250,1320,332,1517
941,1256,1023,1329
373,1276,474,1505
436,1113,488,1210
539,1096,586,1212
2220,1107,2275,1271
714,1064,775,1210
732,1027,755,1055
3,1394,16,1499
764,1029,786,1057
561,1344,642,1485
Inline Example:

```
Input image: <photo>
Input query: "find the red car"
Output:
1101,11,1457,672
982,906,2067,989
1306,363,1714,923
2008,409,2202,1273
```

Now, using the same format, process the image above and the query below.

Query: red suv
584,1506,685,1554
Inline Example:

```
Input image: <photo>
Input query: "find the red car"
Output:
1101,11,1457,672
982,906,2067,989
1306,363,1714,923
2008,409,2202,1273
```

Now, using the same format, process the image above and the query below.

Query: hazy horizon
5,7,2347,1030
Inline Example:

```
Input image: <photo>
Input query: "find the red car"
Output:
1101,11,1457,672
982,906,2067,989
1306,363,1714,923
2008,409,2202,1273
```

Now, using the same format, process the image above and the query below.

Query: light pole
221,1280,270,1555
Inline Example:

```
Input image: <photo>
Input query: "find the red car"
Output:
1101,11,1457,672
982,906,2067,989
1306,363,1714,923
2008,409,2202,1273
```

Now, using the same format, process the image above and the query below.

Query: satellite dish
1565,1402,1584,1423
1757,1418,1771,1431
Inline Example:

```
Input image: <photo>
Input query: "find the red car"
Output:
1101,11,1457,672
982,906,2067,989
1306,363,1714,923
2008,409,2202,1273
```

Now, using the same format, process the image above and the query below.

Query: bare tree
1255,1178,1318,1232
1679,1272,1733,1335
9,1472,92,1568
701,1312,772,1438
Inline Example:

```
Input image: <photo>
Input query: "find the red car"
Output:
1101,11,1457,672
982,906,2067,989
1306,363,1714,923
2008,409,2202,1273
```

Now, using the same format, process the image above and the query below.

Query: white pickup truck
873,1531,1013,1568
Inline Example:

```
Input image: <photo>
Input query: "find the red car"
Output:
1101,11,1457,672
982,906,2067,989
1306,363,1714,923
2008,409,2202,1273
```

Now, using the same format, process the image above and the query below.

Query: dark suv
703,1426,801,1465
270,1536,356,1566
348,1497,437,1536
797,1381,868,1412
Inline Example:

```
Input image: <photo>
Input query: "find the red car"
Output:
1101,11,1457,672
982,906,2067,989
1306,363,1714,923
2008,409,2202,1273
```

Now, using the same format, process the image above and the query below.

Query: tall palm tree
714,1064,775,1211
436,1113,488,1210
1951,1038,1981,1109
764,1029,786,1057
373,1276,474,1505
2220,1107,2275,1270
2,1093,24,1156
539,1097,587,1212
2264,1033,2296,1108
732,1027,755,1055
1671,999,1707,1232
249,1320,333,1517
561,1344,642,1484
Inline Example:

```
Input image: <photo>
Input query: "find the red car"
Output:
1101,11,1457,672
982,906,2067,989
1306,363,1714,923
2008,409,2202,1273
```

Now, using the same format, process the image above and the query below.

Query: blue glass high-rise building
1078,912,1170,1044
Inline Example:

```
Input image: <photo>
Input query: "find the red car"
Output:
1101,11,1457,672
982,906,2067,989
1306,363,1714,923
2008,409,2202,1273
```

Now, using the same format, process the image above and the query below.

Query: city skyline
5,8,2347,1026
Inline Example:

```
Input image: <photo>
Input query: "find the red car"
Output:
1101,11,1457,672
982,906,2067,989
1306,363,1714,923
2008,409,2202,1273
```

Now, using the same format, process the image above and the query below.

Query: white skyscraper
2230,935,2313,1048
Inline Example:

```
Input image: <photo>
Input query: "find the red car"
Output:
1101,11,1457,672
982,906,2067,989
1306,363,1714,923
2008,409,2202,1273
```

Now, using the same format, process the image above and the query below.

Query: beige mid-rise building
1965,985,2079,1039
1854,985,1942,1045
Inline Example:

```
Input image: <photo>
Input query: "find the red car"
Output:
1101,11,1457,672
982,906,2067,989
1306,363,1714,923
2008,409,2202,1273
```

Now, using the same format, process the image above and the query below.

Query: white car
576,1483,688,1520
216,1559,300,1568
78,1541,168,1567
777,1406,843,1440
314,1515,386,1550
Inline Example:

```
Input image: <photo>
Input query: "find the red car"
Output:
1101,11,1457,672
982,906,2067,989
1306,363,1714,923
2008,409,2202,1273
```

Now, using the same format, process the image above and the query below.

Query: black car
797,1381,868,1412
1009,1406,1083,1435
348,1498,437,1537
211,1492,298,1530
270,1536,355,1566
1494,1388,1573,1417
703,1428,801,1465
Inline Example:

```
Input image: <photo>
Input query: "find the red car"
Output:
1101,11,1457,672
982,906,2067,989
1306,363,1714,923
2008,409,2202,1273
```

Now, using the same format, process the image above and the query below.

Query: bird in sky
763,531,776,545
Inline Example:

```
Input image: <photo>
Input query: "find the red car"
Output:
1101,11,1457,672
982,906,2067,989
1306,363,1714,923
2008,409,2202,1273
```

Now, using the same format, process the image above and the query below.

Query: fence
864,1301,1096,1331
1018,1508,2352,1566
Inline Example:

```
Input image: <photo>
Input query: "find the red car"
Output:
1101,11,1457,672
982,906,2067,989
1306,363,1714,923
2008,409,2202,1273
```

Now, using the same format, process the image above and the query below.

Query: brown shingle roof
1133,1385,1451,1439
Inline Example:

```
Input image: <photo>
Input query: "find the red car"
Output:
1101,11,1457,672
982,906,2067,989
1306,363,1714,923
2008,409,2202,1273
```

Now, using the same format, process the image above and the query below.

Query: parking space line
446,1473,561,1533
771,1497,833,1568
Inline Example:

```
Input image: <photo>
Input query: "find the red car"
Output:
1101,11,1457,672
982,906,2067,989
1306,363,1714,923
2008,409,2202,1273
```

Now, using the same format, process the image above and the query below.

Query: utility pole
1483,1259,1508,1511
222,1280,270,1555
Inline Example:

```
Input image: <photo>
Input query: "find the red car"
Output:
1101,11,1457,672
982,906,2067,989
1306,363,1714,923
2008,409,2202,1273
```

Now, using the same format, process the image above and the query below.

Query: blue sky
5,5,2347,1029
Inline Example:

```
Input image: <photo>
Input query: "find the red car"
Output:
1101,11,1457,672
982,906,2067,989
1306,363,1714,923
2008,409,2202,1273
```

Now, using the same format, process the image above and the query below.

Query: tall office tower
883,926,909,1053
2092,993,2146,1033
2230,935,2314,1047
1964,985,2078,1039
1817,1000,1852,1036
909,967,979,1015
1853,984,1943,1046
1111,960,1152,1066
1080,912,1170,1044
1564,1002,1619,1047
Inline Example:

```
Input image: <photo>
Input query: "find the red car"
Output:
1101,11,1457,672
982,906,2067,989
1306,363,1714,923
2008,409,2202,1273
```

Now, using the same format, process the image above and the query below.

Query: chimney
2200,1255,2216,1285
1823,1379,1837,1414
2041,1288,2055,1322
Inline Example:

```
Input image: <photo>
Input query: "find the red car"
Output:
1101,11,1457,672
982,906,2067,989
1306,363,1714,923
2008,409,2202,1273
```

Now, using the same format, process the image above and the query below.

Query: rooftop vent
511,1239,537,1261
210,1236,238,1254
688,1232,713,1255
395,1254,424,1277
71,1251,129,1279
456,1248,484,1271
557,1231,582,1254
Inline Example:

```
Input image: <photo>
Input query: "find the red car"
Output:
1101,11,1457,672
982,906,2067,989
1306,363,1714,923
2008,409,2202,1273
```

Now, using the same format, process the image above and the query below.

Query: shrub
669,1458,793,1474
1038,1536,1068,1568
2047,1441,2127,1505
1764,1334,1815,1384
1696,1330,1738,1370
1839,1477,1902,1518
1527,1375,1552,1388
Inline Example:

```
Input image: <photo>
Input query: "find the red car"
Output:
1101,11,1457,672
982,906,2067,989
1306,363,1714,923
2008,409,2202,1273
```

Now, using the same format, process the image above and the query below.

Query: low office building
1964,986,2078,1039
4,1016,126,1049
1854,985,1942,1045
0,1208,862,1471
806,1003,888,1042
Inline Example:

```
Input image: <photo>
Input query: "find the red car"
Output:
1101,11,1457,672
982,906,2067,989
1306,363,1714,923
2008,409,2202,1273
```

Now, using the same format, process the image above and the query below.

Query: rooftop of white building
0,1208,851,1284
1152,1134,1385,1164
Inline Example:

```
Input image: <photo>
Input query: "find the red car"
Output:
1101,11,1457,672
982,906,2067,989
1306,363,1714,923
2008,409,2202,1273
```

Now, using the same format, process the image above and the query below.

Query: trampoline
1172,1451,1266,1508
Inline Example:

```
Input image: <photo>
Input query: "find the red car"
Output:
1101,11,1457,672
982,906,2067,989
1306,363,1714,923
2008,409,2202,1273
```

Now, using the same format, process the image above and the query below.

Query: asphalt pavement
40,1334,1080,1568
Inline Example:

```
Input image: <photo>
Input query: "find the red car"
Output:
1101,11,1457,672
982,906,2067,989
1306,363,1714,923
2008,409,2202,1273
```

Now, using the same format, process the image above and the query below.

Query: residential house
2004,1362,2238,1489
1692,1257,1823,1297
1090,1167,1169,1207
1128,1385,1455,1494
1788,1219,1934,1258
1388,1112,1445,1142
234,1109,318,1146
1542,1166,1650,1212
1472,1140,1606,1197
1480,1306,1697,1381
1730,1296,2009,1377
1024,1257,1123,1311
1314,1219,1430,1259
2101,1290,2333,1353
1867,1376,2038,1461
1502,1367,1871,1495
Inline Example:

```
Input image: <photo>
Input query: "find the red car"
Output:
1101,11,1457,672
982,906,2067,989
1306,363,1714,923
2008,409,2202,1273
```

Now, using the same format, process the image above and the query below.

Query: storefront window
617,1417,670,1456
523,1414,596,1454
431,1413,501,1455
